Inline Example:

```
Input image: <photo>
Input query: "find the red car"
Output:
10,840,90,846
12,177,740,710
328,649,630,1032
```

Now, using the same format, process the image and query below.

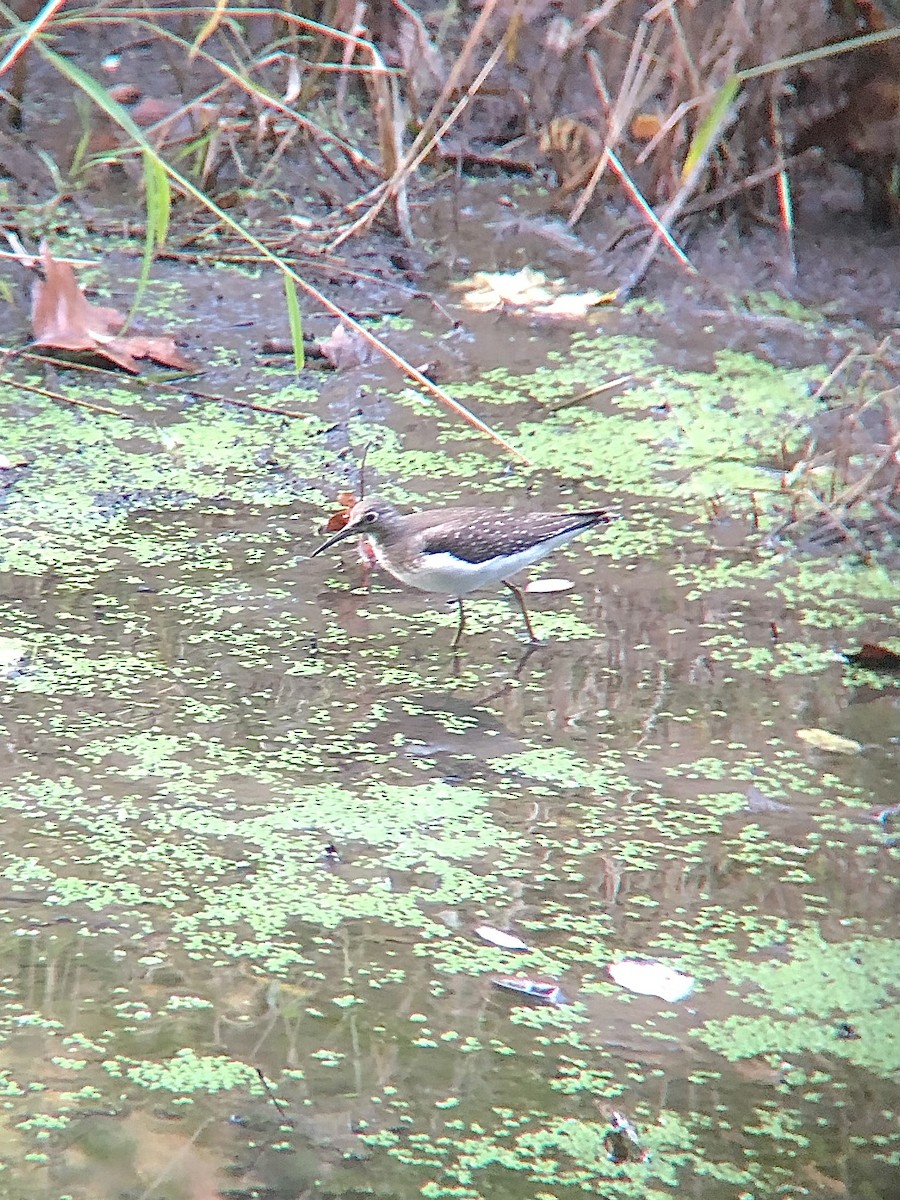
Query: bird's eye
364,511,378,523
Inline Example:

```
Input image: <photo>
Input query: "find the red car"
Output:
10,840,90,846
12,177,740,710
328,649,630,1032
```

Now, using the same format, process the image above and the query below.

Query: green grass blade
283,275,305,374
130,150,171,323
682,75,740,182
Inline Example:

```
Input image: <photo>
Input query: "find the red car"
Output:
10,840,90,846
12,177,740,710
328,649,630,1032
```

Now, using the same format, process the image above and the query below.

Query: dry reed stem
768,89,795,276
362,49,412,240
0,369,127,416
328,0,517,248
616,88,741,298
334,0,367,115
570,47,694,279
820,430,900,515
0,0,66,77
20,19,531,463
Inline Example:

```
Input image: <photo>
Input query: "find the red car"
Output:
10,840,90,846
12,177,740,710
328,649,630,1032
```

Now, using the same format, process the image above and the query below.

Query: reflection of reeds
599,854,623,906
776,356,900,558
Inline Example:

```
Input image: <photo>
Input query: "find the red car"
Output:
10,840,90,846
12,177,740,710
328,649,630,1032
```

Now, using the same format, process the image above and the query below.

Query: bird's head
312,496,399,555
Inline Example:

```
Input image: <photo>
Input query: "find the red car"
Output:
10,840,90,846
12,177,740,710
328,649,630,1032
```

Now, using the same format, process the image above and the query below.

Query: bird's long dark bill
311,524,359,557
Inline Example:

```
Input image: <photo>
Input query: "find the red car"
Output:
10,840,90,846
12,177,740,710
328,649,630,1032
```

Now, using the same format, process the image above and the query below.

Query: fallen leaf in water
107,86,227,147
845,642,900,671
731,1058,787,1085
324,491,359,533
540,291,609,318
796,728,862,755
320,492,378,566
317,322,374,370
31,245,196,373
0,453,28,469
800,1162,849,1196
608,958,695,1002
525,578,574,594
454,267,610,317
474,925,528,951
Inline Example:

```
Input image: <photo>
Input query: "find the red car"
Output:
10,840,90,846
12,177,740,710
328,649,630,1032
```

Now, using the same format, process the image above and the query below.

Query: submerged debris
745,785,793,814
608,959,695,1003
604,1111,648,1165
867,802,900,827
474,925,529,951
492,977,568,1006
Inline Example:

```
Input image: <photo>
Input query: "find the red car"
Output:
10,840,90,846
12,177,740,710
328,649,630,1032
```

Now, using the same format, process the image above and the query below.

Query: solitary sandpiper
312,496,616,647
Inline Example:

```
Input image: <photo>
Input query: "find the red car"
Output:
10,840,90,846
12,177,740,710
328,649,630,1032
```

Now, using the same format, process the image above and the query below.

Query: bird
312,495,616,647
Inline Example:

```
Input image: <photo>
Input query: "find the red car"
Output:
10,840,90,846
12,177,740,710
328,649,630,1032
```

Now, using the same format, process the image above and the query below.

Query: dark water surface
0,241,898,1199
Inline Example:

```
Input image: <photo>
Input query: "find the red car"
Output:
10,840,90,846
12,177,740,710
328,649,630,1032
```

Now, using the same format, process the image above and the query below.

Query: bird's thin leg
503,580,539,643
451,599,467,649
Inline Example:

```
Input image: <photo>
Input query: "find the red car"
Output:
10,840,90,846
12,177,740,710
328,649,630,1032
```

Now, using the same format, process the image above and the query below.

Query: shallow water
0,242,898,1199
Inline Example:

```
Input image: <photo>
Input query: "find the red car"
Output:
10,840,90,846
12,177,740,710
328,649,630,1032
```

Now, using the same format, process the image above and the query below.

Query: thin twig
606,148,695,273
0,0,66,76
137,1117,215,1200
768,87,795,277
254,1066,292,1123
3,349,336,419
809,348,861,402
0,370,128,417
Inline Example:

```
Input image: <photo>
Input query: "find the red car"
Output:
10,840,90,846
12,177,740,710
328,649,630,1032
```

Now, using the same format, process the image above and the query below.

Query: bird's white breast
370,529,583,597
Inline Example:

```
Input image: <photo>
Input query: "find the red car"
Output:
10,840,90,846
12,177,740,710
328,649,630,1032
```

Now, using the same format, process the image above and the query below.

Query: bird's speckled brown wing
411,509,612,565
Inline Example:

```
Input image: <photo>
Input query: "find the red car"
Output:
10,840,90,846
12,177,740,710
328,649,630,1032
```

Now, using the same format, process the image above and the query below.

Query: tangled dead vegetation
2,1,898,244
776,345,900,563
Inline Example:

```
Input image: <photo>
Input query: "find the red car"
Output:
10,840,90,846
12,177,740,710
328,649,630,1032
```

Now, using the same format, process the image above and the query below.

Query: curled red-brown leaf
324,510,350,533
324,491,359,533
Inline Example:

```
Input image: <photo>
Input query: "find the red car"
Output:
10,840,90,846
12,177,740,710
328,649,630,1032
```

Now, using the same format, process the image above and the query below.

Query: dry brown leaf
324,491,359,533
317,322,375,370
31,245,196,373
796,728,862,755
454,268,609,317
845,642,900,671
131,96,221,143
631,112,663,141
